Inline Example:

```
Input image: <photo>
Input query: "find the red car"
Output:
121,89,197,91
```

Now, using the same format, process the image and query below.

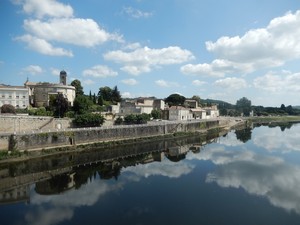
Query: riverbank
0,118,246,162
246,115,300,124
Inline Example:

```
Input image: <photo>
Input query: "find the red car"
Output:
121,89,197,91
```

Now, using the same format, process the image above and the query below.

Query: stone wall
0,115,72,133
0,120,223,151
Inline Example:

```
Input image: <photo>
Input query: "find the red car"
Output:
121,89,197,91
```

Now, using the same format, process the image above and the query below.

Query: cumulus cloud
182,10,300,77
22,64,43,75
16,34,73,56
14,0,123,56
192,80,207,86
122,6,153,19
121,78,138,85
253,70,300,93
214,77,247,90
82,65,118,78
203,146,300,214
155,79,179,88
252,125,300,153
104,46,194,75
12,0,73,19
23,18,115,47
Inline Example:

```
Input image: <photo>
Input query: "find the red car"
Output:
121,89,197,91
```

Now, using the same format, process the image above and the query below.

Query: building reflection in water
0,131,220,203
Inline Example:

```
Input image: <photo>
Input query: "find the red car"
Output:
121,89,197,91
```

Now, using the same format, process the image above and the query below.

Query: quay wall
0,115,72,133
0,120,222,151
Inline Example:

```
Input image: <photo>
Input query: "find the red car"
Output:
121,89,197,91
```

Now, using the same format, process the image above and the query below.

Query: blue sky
1,0,300,106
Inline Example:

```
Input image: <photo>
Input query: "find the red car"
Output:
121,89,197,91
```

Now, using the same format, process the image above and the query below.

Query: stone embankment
0,117,245,152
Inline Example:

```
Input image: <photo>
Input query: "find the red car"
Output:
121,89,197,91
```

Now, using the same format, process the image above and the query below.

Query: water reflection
1,123,300,225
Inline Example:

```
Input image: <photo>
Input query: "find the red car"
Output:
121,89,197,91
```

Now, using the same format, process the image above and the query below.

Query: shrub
1,104,16,114
73,113,105,127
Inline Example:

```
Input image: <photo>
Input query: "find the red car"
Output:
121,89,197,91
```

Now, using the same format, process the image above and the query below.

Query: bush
73,113,105,127
1,104,16,114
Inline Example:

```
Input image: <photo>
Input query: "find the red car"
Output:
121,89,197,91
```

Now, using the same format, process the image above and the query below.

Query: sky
1,0,300,107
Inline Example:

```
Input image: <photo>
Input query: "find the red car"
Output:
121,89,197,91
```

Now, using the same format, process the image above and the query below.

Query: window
16,96,19,99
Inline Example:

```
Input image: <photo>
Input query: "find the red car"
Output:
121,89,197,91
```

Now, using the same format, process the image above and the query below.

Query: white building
0,85,30,109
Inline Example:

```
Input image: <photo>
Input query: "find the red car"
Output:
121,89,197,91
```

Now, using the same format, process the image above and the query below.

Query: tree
236,97,251,116
1,104,16,114
73,113,105,127
111,86,121,103
191,95,201,107
54,93,69,118
73,95,93,114
151,109,162,119
165,94,186,107
71,79,84,96
98,86,112,102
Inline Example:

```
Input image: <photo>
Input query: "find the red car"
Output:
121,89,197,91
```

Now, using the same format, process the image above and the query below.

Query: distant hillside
200,98,235,108
293,106,300,109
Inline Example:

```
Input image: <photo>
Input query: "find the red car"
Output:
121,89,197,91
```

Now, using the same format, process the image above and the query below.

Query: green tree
236,97,251,116
191,95,201,107
165,93,186,107
73,113,105,127
54,93,69,118
73,95,93,114
114,117,124,125
71,79,84,96
111,86,122,103
98,86,112,102
151,109,162,119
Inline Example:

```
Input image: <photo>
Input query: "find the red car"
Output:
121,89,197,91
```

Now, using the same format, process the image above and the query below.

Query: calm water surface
1,123,300,225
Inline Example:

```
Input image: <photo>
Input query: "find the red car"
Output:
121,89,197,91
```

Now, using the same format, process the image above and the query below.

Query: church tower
60,70,67,85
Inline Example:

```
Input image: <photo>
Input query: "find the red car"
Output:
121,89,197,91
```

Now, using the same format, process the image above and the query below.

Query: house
168,106,194,121
0,84,30,109
118,97,165,115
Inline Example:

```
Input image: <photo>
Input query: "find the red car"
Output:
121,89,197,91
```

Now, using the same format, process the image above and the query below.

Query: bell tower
60,70,67,85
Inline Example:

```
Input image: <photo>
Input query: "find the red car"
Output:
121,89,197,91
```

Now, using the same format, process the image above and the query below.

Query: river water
1,123,300,225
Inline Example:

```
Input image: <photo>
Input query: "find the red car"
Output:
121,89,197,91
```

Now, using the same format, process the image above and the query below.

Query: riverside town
1,1,300,225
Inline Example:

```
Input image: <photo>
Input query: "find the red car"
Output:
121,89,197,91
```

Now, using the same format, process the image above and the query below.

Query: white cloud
16,34,73,57
104,46,194,75
12,0,74,19
182,10,300,77
50,68,61,76
23,18,118,47
14,0,123,56
254,70,300,93
121,78,138,85
192,80,207,86
83,65,118,78
202,146,300,214
155,79,179,88
122,6,153,19
22,65,43,75
82,79,95,85
214,77,247,90
121,91,134,98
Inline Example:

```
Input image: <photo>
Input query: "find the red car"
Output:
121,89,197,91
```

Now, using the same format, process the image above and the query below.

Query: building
24,70,76,107
118,97,165,115
0,84,30,109
168,106,194,121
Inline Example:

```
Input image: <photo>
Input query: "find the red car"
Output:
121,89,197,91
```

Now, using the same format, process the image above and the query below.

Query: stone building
25,70,76,107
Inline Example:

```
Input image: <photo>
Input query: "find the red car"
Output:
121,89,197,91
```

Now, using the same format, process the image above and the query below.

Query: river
1,123,300,225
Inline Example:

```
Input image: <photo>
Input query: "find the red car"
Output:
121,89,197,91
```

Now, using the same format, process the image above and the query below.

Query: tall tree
165,93,186,107
71,79,84,96
73,95,93,114
111,86,121,103
236,97,252,116
98,86,112,102
54,93,69,118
